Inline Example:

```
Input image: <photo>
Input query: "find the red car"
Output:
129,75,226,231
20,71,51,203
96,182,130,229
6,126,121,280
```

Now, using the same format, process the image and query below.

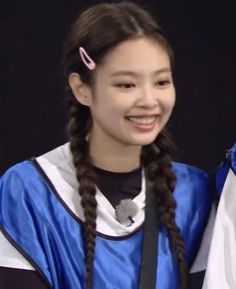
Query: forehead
99,37,171,74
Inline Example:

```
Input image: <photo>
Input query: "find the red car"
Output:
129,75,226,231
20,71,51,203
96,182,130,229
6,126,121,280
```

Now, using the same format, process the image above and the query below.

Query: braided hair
63,2,188,289
67,95,96,289
142,133,188,288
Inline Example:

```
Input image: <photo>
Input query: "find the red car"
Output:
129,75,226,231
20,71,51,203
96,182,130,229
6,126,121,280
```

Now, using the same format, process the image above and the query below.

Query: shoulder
172,161,209,180
0,143,71,188
172,161,211,200
0,160,40,198
0,143,73,220
171,161,212,212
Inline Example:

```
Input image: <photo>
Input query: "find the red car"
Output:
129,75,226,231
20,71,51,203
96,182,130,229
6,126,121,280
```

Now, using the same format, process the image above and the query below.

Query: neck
89,138,142,173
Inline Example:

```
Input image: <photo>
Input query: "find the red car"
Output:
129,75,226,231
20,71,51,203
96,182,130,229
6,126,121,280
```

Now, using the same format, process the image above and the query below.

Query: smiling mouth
126,116,157,125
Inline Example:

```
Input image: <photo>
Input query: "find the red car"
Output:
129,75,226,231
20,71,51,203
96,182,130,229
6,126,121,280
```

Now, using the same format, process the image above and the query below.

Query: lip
125,115,159,131
126,114,160,118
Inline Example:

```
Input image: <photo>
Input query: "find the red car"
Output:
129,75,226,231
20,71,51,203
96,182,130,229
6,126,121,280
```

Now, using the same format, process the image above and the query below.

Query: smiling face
88,38,175,149
75,37,175,157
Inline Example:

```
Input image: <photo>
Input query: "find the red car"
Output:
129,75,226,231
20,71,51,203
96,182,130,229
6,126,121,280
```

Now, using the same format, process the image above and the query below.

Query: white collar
36,143,145,237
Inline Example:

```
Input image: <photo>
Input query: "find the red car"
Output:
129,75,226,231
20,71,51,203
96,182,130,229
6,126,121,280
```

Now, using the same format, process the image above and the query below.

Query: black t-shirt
94,166,142,207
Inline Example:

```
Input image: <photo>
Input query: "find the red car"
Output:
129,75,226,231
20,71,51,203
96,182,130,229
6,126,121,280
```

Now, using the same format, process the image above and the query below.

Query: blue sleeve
0,162,53,288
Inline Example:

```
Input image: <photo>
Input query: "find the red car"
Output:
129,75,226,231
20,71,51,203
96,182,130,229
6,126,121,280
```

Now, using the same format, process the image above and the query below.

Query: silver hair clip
79,47,96,70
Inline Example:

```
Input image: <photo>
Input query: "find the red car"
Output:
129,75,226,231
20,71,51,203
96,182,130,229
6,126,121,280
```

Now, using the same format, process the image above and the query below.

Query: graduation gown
0,143,212,289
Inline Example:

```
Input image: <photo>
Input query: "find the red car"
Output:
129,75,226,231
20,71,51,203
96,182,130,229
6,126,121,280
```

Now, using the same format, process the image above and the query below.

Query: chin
129,135,158,146
136,130,161,144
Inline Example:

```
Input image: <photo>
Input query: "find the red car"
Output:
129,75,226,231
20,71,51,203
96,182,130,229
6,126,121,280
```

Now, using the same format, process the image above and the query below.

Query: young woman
202,142,236,289
0,2,212,289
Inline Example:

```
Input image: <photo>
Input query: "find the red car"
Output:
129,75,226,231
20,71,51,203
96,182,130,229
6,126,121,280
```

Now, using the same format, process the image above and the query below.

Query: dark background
0,0,235,175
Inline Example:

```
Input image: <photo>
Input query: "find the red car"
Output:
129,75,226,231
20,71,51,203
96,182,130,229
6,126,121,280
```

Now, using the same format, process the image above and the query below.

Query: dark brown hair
63,2,187,289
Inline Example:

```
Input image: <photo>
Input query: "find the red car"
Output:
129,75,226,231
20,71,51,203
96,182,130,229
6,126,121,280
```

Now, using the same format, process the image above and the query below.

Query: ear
68,73,93,107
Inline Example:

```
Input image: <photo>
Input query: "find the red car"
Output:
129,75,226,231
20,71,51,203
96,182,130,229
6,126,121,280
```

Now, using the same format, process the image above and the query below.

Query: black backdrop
1,0,236,175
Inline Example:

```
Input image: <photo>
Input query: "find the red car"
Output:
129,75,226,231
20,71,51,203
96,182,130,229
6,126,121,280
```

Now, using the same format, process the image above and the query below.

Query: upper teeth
127,117,155,125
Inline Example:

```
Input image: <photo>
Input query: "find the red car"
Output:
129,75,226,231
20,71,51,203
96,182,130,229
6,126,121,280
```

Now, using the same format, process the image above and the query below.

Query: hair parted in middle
62,2,188,289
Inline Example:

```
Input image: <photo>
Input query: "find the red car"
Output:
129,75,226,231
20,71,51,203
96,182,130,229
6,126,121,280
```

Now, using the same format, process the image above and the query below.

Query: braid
142,132,188,289
67,91,97,289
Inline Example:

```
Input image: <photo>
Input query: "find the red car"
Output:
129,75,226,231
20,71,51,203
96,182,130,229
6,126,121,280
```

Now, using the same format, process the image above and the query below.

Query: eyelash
115,80,171,89
115,83,135,89
156,80,171,86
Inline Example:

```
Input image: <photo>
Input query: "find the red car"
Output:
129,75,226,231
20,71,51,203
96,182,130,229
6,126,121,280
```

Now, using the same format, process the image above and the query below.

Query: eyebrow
110,67,171,77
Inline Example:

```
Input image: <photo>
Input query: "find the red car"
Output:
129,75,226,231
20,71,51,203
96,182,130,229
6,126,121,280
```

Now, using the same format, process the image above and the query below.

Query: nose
136,86,158,108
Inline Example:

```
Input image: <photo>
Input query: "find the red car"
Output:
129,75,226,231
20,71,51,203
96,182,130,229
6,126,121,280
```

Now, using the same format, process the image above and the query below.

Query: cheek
168,87,176,107
90,100,122,124
170,95,176,111
162,92,176,114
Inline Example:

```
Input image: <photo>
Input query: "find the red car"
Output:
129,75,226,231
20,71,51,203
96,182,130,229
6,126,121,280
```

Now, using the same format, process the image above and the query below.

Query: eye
115,83,135,89
155,79,172,88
